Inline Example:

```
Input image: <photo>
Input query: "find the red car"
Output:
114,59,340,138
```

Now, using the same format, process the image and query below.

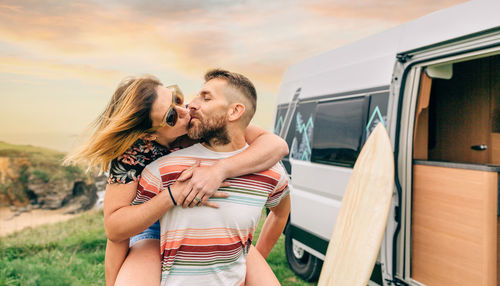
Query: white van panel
290,187,340,242
289,158,353,240
295,55,394,102
398,0,500,53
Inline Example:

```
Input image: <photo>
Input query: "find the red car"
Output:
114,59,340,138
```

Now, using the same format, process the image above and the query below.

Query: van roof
277,0,500,104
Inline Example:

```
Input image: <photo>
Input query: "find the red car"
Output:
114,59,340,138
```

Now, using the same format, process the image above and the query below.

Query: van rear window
311,97,366,167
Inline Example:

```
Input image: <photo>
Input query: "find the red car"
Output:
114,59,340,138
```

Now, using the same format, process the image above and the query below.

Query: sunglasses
149,85,185,131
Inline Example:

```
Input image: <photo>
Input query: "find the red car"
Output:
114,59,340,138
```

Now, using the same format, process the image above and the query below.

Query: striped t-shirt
137,143,289,286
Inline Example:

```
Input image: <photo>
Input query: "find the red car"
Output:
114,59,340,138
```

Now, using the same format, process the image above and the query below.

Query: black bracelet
167,185,177,206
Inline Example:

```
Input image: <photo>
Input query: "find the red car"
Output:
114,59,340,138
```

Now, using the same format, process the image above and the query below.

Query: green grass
0,210,315,286
0,210,106,286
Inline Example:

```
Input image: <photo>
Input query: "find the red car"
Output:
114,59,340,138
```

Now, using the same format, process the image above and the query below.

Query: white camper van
273,1,500,285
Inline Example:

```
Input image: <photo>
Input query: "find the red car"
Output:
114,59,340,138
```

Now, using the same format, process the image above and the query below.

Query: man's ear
227,103,246,122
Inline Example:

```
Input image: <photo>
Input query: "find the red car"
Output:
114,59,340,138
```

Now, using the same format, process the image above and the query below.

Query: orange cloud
0,0,475,147
0,56,126,86
306,0,468,22
0,1,302,92
0,0,472,112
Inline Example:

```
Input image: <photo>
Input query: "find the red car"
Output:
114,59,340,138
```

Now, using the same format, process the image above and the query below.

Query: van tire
284,225,323,282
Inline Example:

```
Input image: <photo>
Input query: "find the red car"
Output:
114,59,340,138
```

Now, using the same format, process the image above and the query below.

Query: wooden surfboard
318,123,394,286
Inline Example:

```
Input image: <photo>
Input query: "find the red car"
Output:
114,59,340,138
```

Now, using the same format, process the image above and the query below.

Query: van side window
311,97,367,167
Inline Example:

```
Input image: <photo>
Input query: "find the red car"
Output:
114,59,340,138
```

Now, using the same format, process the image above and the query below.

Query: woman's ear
140,133,158,141
227,103,246,122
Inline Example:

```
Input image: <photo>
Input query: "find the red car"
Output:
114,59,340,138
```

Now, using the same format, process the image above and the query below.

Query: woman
66,75,287,285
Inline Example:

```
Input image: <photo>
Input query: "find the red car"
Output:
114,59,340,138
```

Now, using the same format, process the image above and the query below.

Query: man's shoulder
158,144,206,161
241,162,288,185
144,144,206,171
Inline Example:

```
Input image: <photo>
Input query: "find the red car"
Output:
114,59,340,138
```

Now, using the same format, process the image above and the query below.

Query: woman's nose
175,105,189,118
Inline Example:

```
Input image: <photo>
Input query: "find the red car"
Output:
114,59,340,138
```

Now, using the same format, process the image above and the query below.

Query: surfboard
317,122,394,286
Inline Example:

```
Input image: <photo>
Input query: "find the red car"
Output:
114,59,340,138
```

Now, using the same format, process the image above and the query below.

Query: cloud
0,0,465,92
0,1,351,92
0,56,126,86
0,0,472,138
305,0,467,22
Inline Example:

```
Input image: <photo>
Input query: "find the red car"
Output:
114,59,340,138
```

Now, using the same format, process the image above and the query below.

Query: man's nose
187,101,198,111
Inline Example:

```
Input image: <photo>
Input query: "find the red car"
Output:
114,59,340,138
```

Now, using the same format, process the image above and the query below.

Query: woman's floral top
108,139,170,184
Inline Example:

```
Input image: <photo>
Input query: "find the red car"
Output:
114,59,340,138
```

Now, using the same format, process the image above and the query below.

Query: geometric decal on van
294,113,314,161
366,106,386,135
274,115,284,134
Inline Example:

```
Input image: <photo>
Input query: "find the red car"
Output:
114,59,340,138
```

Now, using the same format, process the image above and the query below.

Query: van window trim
297,85,390,105
276,87,390,109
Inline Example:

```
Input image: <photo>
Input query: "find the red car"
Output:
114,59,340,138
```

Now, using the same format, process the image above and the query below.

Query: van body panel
290,159,352,240
289,187,340,243
277,55,396,104
397,0,500,54
291,159,352,200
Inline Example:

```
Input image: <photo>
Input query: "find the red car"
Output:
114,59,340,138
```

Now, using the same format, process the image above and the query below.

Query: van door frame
390,29,500,285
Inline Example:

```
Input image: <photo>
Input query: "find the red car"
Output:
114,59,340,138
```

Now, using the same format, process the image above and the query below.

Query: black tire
284,225,323,282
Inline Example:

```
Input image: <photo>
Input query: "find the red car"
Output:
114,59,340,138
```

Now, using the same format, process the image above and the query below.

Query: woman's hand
176,163,230,208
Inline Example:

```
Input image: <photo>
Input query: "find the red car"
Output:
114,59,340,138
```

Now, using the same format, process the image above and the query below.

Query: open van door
389,28,500,285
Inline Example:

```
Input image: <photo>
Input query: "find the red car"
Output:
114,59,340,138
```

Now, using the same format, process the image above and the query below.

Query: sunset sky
0,0,467,151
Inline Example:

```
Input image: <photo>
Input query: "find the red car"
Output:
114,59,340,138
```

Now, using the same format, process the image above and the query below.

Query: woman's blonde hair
65,75,162,172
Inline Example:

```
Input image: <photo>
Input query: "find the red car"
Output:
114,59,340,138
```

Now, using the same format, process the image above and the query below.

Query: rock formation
0,142,106,214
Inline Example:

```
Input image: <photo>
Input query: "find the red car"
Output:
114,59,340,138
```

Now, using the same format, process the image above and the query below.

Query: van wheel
285,226,323,282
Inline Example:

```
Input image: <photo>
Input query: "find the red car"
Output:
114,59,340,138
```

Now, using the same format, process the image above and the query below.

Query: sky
0,0,467,152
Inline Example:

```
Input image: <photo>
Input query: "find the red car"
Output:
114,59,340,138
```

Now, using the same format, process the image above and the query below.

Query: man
138,69,290,285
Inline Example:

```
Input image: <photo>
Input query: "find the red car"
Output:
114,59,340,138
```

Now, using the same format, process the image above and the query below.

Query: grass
0,210,315,286
0,210,106,286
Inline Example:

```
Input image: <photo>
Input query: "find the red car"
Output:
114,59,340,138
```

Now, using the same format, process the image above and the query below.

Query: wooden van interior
411,54,500,286
413,72,432,160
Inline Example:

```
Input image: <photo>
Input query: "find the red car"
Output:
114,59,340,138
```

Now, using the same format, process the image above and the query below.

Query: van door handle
471,144,487,151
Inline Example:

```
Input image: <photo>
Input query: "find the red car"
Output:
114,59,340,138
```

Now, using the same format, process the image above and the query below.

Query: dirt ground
0,207,78,237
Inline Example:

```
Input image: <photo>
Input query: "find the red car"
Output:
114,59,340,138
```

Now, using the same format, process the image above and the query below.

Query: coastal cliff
0,141,104,213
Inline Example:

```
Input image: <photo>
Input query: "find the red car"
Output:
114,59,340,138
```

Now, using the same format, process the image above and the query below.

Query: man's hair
204,69,257,125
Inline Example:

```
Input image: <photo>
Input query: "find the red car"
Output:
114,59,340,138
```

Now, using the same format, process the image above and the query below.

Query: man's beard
187,112,230,146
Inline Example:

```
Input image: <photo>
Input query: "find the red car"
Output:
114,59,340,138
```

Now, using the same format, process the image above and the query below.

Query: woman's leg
114,239,161,286
105,239,130,286
245,245,280,286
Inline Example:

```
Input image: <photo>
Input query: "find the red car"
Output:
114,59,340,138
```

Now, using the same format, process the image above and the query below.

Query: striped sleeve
264,163,290,208
134,164,162,205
